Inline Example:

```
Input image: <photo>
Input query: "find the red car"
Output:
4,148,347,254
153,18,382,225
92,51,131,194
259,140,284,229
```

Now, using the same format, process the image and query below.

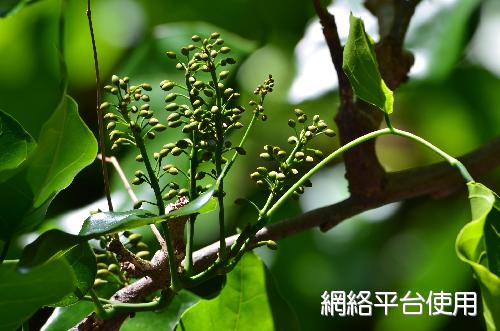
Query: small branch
86,0,113,212
77,137,500,330
312,0,352,108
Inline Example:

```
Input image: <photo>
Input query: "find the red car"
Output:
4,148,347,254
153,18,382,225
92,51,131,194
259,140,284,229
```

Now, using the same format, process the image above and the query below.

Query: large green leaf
178,253,277,331
0,95,97,240
0,109,36,182
342,13,393,114
79,188,216,237
26,95,97,208
0,259,76,331
456,182,500,331
41,301,94,331
52,243,97,307
0,0,43,18
19,190,217,270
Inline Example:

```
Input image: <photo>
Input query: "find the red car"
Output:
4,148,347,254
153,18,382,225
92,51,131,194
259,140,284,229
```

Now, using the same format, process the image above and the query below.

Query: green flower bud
190,63,200,71
192,35,201,42
288,136,297,144
294,108,304,117
250,172,262,180
268,171,277,178
168,120,182,128
203,88,214,97
111,75,120,85
259,153,272,161
256,180,265,188
149,118,159,126
313,114,320,123
100,102,111,110
141,83,152,91
305,155,314,163
210,49,218,58
324,129,336,137
211,105,220,114
93,279,108,287
104,113,116,120
193,80,204,89
135,154,143,162
104,85,113,92
295,151,305,160
166,51,177,59
132,177,143,185
167,167,179,175
220,47,231,54
298,115,307,123
226,57,236,64
110,87,119,95
147,131,156,139
106,122,116,130
181,47,189,55
136,251,150,259
141,95,150,102
171,147,183,156
153,124,167,132
161,80,175,91
128,233,143,244
277,150,287,158
256,167,268,174
176,63,184,70
276,173,286,181
165,103,179,111
108,264,120,273
178,188,189,196
210,32,220,39
307,125,317,133
137,242,149,250
219,71,230,80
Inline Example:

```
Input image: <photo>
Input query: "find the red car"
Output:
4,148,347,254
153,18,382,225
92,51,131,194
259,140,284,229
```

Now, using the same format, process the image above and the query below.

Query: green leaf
26,95,97,208
342,13,394,114
0,0,43,18
52,243,97,307
121,290,199,331
18,229,83,272
178,252,275,331
456,182,500,331
79,188,216,237
0,259,76,331
19,190,217,270
41,301,94,331
0,95,97,241
0,109,36,182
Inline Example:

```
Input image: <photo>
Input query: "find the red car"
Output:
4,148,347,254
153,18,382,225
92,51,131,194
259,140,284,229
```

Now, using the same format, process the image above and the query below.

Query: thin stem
86,0,113,212
185,73,199,276
219,111,259,180
121,112,180,290
266,128,474,218
392,129,474,182
209,63,227,261
88,289,108,318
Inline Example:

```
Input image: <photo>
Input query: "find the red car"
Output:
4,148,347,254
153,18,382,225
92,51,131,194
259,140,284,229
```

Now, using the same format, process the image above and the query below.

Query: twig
86,0,113,212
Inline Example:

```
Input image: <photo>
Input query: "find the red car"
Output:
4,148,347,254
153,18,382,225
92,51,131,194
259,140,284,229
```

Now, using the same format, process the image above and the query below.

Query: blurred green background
1,0,499,330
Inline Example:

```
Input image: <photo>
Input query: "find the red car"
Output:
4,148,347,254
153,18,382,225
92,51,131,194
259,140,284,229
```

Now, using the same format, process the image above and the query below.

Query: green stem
122,112,179,290
266,128,473,218
219,111,259,180
209,64,227,261
185,74,199,276
89,288,108,318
